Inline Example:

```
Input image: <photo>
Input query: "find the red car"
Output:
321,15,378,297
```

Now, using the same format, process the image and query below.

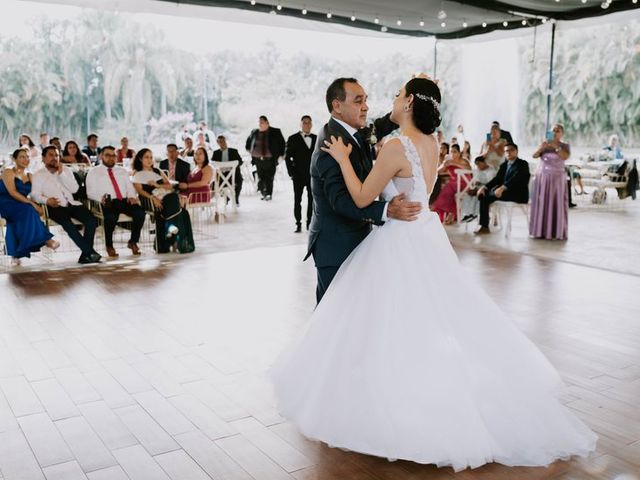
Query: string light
521,19,527,25
419,19,425,27
482,21,487,27
326,11,332,18
503,21,508,27
396,19,402,26
381,26,388,32
462,21,468,27
250,0,256,5
541,17,547,23
301,8,306,14
276,3,282,10
374,16,380,24
351,14,356,21
441,21,446,27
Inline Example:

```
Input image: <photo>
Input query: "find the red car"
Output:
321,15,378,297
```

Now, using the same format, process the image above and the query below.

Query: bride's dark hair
405,78,441,135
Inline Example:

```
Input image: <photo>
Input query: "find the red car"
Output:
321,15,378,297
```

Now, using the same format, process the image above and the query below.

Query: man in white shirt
85,146,145,258
32,146,101,264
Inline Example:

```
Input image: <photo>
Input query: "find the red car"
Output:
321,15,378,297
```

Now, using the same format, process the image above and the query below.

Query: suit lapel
328,119,367,175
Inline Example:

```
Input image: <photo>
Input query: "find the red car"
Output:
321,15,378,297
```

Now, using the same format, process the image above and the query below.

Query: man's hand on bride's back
387,193,422,222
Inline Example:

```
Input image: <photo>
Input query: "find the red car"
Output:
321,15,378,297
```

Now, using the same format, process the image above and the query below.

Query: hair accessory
414,93,440,111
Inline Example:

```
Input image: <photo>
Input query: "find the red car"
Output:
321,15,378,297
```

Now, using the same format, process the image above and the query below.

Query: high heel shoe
10,257,21,266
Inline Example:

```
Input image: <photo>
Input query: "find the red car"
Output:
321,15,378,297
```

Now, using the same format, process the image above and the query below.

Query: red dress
431,165,472,222
183,168,211,204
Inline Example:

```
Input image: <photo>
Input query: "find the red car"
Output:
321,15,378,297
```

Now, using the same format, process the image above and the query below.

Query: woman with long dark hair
62,140,91,165
0,148,59,265
131,148,194,253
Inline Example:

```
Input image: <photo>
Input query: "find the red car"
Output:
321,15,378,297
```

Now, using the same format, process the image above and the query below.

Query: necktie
353,131,365,147
107,168,124,200
506,162,514,178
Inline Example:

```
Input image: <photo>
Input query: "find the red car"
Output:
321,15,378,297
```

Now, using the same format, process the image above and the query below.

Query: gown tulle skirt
271,211,596,472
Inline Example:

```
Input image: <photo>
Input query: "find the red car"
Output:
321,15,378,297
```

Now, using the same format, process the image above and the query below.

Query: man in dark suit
475,142,530,234
306,78,422,303
245,115,285,201
285,115,316,233
492,120,514,144
159,144,191,193
212,135,243,205
82,133,101,163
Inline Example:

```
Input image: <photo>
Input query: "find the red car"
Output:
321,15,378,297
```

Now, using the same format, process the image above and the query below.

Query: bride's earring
403,104,410,112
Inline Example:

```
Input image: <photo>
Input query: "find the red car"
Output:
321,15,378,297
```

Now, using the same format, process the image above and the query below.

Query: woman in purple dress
529,124,570,240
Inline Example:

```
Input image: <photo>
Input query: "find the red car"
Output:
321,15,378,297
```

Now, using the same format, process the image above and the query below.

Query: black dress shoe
89,252,102,263
294,224,302,233
78,254,93,264
569,203,577,208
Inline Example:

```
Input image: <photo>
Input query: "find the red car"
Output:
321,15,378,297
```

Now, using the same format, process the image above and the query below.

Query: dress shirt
86,164,137,201
31,167,81,206
301,132,313,149
332,117,360,145
221,149,229,163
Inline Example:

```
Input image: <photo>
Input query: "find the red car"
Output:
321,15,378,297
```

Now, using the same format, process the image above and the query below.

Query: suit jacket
500,129,514,145
484,157,530,203
212,148,243,184
305,118,386,268
159,158,191,184
245,127,286,159
285,132,316,181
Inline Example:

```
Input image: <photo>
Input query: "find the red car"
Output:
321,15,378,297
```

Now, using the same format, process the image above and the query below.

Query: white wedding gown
271,136,597,472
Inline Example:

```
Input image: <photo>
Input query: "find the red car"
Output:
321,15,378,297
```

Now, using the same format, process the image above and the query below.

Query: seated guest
19,134,42,171
82,133,101,163
132,148,194,253
460,156,497,223
212,135,243,205
85,146,145,257
116,137,136,164
0,148,59,266
38,133,50,151
475,142,530,234
62,140,91,165
50,137,62,152
603,134,624,160
180,146,214,204
31,146,100,264
480,124,506,169
438,142,450,166
181,136,195,161
431,144,472,224
462,141,472,162
159,143,191,188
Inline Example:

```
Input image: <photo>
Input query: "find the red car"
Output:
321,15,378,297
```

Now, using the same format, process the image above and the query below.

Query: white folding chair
186,181,219,238
491,175,535,238
454,168,474,225
213,160,239,221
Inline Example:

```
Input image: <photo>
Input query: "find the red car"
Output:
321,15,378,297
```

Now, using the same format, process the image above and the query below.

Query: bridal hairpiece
414,93,440,111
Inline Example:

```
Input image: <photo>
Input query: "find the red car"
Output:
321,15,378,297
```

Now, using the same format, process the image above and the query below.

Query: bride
270,77,597,472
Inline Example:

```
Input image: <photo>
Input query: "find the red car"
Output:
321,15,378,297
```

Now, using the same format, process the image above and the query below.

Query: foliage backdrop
0,11,637,151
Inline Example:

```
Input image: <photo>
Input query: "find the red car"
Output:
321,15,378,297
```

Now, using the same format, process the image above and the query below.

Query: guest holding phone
529,123,570,240
480,124,505,169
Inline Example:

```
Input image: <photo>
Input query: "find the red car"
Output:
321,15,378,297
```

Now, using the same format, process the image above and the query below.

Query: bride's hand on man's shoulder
321,135,352,164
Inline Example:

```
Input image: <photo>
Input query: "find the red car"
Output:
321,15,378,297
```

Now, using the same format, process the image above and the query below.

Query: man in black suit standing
212,135,243,206
82,133,101,163
245,115,285,201
306,78,422,303
285,115,316,233
475,142,530,234
159,144,191,194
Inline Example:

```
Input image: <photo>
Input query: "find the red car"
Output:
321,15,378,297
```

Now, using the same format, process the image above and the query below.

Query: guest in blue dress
0,148,59,266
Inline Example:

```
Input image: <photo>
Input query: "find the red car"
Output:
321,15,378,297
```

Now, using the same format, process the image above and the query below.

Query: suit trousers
316,265,339,304
47,204,98,255
254,157,276,196
479,190,526,228
101,199,146,247
293,177,312,226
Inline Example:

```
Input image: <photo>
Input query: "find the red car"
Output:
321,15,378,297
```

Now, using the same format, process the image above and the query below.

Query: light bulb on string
351,13,356,21
462,21,468,28
503,21,508,27
440,21,446,28
397,19,402,26
419,19,425,27
374,16,380,24
301,8,307,14
250,0,256,5
276,3,282,10
326,11,332,18
482,21,487,27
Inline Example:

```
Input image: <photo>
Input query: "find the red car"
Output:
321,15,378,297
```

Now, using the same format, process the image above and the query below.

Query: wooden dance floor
1,242,639,480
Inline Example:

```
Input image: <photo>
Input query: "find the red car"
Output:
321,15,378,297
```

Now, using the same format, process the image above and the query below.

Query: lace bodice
381,135,431,204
